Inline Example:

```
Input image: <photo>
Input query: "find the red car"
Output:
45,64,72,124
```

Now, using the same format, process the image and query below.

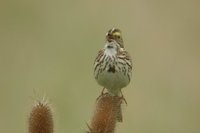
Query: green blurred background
0,0,200,133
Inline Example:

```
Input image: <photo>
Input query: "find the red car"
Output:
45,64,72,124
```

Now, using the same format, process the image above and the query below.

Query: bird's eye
117,36,121,39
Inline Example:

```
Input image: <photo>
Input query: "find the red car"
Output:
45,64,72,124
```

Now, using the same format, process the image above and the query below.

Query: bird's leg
96,87,106,101
101,87,105,95
120,90,127,105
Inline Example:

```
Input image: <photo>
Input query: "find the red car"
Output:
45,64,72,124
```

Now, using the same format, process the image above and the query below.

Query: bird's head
106,28,124,48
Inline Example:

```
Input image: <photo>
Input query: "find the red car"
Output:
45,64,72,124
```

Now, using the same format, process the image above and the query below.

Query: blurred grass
0,0,200,133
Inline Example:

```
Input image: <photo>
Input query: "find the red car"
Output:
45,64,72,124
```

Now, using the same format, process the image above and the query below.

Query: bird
94,28,132,96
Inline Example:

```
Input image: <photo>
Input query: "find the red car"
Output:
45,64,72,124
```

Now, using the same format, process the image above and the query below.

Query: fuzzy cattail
88,93,123,133
29,101,53,133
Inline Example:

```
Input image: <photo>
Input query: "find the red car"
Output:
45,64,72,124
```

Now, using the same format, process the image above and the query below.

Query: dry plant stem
89,93,123,133
29,101,53,133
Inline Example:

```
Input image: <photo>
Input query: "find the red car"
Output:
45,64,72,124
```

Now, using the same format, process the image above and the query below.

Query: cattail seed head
29,101,53,133
88,93,123,133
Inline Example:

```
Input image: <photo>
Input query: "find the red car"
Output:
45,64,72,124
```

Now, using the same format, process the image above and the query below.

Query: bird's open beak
106,33,113,42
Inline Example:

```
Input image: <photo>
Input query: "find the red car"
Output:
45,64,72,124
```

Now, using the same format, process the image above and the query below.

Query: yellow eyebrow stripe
113,32,121,36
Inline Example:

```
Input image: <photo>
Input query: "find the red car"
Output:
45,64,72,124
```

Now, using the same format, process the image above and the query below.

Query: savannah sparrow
94,28,132,96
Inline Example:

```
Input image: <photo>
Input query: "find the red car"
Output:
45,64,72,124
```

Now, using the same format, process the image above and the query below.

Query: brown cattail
88,93,123,133
29,100,53,133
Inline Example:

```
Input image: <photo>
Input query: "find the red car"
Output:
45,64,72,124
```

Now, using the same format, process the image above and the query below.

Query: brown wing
117,49,132,69
94,49,105,64
94,49,105,73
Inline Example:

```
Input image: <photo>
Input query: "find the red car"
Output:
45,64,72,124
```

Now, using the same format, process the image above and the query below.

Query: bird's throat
104,48,117,57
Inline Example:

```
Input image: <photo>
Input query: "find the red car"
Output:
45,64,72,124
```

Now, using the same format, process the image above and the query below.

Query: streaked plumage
94,28,132,96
